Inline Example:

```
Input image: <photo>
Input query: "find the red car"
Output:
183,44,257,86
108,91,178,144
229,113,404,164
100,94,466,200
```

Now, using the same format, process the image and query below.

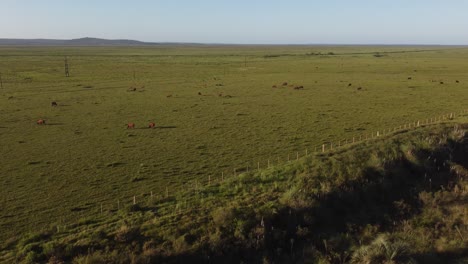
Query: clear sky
1,0,467,44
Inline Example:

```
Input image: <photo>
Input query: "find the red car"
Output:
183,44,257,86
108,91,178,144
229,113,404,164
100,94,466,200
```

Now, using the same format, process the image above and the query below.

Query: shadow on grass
158,132,467,263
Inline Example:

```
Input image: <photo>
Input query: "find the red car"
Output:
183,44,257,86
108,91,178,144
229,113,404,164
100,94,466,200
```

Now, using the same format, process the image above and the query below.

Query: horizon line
0,37,467,47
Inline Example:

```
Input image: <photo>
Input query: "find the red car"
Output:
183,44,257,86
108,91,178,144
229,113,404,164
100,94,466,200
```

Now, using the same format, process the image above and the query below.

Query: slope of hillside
1,123,467,263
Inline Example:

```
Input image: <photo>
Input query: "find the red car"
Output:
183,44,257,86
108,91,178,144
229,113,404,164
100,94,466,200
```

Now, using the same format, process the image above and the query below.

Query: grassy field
0,45,467,250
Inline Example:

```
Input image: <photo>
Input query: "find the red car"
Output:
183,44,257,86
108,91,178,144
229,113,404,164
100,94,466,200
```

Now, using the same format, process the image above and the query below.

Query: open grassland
2,121,467,263
0,45,467,247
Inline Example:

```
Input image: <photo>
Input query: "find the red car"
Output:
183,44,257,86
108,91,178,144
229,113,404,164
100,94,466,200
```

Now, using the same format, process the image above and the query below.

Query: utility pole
64,56,70,77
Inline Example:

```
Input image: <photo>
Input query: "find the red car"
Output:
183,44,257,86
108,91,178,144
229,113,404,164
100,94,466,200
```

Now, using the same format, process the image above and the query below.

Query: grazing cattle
198,92,202,96
408,77,412,80
127,123,135,129
357,87,362,90
37,119,45,125
294,85,304,90
282,82,288,86
440,81,444,85
456,80,460,83
51,101,58,107
166,94,173,98
218,93,223,97
272,85,277,88
148,122,156,128
348,83,352,87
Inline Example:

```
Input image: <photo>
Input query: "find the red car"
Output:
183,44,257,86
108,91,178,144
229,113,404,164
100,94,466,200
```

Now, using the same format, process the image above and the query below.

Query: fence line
35,109,468,234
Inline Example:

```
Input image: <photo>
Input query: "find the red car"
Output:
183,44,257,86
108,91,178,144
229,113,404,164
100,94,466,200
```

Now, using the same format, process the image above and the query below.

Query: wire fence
24,109,468,234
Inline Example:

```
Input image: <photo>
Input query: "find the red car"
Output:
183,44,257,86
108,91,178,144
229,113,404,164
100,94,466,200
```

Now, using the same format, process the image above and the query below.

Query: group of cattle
429,79,460,85
127,122,156,129
36,101,58,124
36,101,156,129
272,82,304,90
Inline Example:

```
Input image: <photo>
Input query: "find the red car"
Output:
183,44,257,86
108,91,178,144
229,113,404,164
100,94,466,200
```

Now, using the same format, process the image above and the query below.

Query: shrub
114,225,139,243
351,234,414,264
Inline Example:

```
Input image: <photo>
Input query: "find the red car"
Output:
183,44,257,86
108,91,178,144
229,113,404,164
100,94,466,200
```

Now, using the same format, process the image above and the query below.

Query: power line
64,56,70,77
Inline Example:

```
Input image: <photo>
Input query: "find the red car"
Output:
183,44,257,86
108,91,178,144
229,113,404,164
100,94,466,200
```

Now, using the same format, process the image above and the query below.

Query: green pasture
0,45,467,241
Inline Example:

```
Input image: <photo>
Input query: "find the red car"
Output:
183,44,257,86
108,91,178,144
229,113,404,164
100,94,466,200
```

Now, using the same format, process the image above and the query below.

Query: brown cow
148,122,156,128
51,101,58,107
282,82,288,86
127,123,135,129
37,119,46,125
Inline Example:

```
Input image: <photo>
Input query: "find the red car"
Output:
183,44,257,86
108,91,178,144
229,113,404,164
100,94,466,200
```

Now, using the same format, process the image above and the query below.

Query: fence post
133,196,136,205
322,144,325,152
222,172,224,181
296,152,299,160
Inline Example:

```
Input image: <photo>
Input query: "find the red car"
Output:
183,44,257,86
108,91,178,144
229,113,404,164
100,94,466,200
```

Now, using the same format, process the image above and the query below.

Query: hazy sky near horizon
1,0,467,44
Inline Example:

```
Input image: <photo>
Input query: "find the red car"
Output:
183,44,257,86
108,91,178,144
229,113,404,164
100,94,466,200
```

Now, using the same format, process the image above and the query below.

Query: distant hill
0,37,187,46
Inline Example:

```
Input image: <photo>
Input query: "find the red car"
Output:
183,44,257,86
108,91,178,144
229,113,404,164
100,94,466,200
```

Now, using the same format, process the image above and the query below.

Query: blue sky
1,0,467,44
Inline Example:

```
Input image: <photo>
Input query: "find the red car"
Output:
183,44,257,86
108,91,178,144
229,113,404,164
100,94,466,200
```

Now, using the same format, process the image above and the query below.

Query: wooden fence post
322,144,325,152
